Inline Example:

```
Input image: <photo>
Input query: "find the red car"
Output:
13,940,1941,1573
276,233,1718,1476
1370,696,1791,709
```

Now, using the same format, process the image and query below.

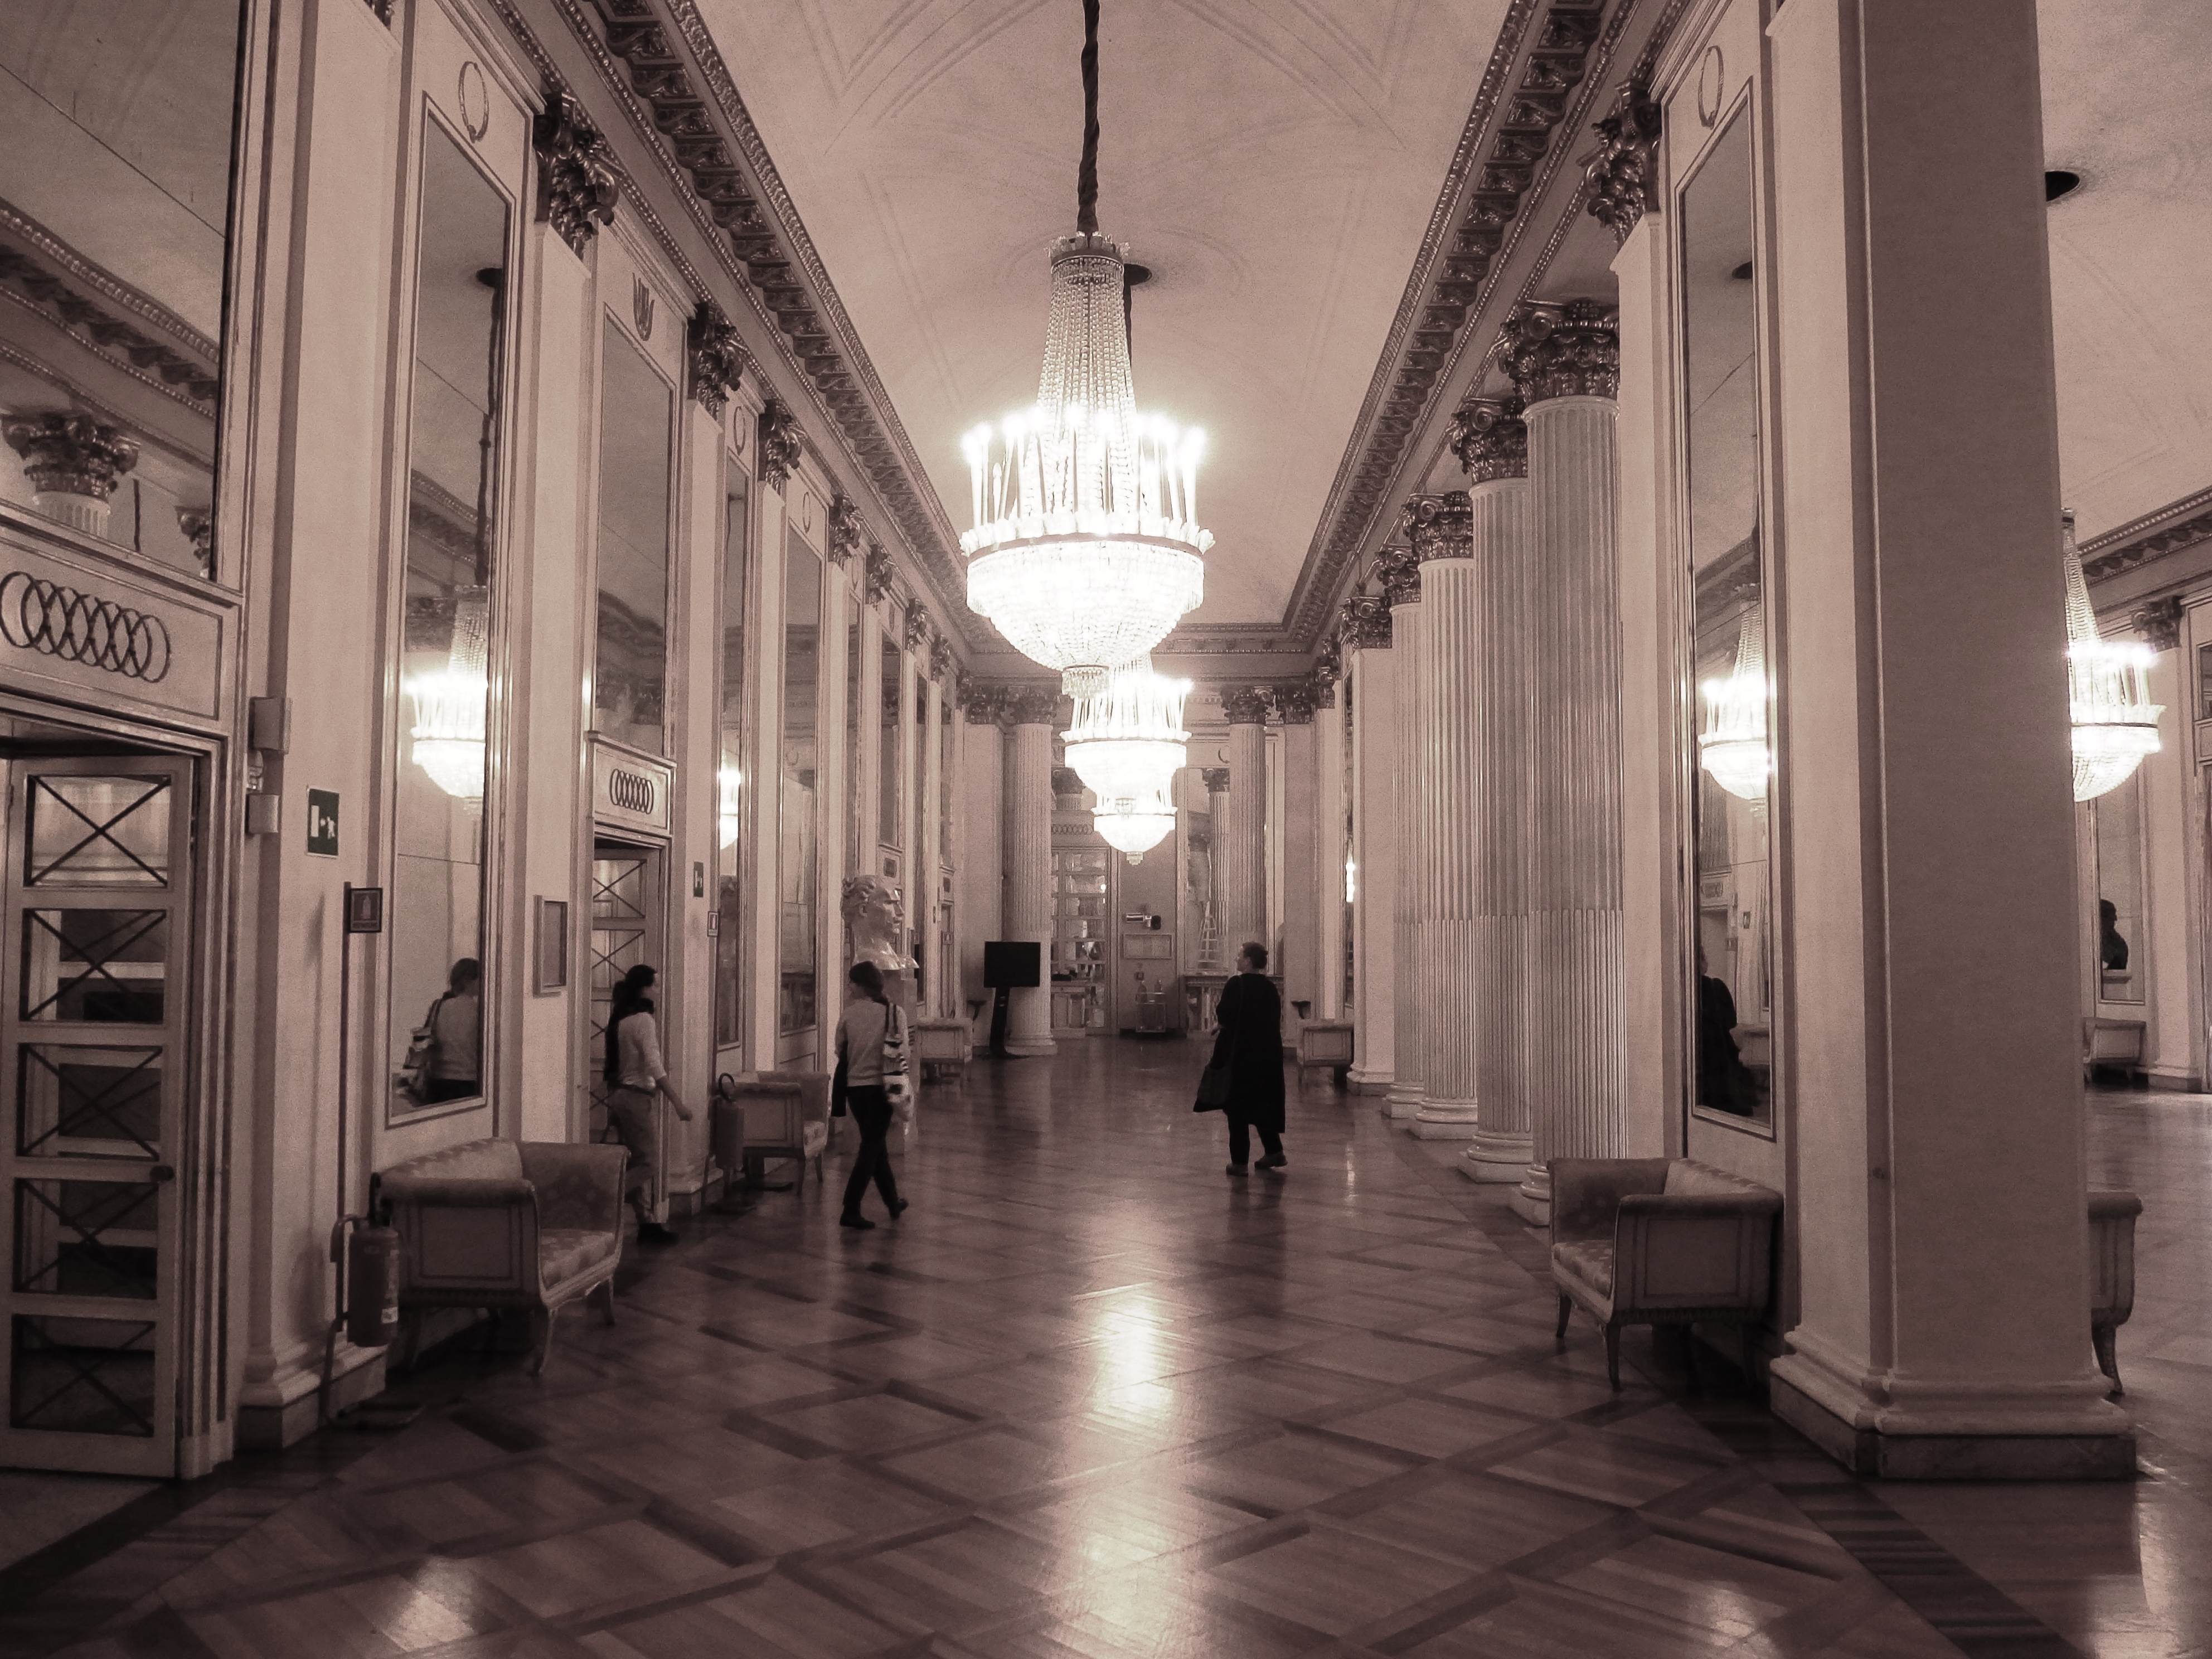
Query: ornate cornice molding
1502,297,1620,402
685,296,744,415
2081,486,2212,588
533,87,624,256
1341,592,1393,651
756,399,799,491
3,414,140,499
1584,77,1661,245
1448,395,1528,482
1219,686,1274,726
826,492,861,567
1202,767,1231,793
1407,492,1475,562
1372,542,1422,606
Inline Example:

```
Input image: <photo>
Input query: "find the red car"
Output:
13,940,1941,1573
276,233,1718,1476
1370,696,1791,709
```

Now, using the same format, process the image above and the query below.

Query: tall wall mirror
594,317,674,754
390,123,511,1118
714,478,748,1061
878,615,903,857
1,0,242,579
1680,102,1774,1129
778,528,821,1054
843,607,861,878
2091,771,2146,1006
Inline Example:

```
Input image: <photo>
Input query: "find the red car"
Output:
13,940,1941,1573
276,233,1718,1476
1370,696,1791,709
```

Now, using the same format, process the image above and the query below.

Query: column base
236,1340,387,1451
1507,1161,1550,1227
1459,1129,1533,1182
1410,1100,1479,1140
1003,1036,1057,1056
1382,1084,1423,1119
1346,1066,1393,1095
1769,1347,2135,1480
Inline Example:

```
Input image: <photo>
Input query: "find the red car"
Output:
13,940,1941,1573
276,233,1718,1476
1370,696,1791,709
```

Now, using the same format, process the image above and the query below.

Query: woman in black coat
1213,941,1287,1175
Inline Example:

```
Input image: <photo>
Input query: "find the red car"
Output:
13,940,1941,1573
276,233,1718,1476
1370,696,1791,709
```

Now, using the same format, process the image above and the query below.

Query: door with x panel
0,755,193,1474
586,842,662,1144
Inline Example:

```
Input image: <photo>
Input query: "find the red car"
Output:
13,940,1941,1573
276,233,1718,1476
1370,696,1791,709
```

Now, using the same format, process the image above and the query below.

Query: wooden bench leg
530,1306,557,1376
1604,1321,1623,1391
591,1277,617,1327
1555,1294,1572,1340
2092,1321,2123,1396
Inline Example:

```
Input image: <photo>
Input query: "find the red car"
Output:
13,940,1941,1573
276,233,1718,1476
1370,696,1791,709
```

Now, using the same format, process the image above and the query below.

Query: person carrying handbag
604,963,695,1244
1203,942,1287,1177
834,961,910,1230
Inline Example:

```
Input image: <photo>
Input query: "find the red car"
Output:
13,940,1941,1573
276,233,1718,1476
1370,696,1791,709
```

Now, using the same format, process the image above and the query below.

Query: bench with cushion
1550,1156,1782,1390
374,1138,627,1375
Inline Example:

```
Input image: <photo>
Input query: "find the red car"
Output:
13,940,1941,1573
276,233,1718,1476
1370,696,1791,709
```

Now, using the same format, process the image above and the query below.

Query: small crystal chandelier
958,0,1210,699
407,587,489,803
1697,596,1770,802
1093,785,1177,864
2063,508,2162,802
1063,655,1190,810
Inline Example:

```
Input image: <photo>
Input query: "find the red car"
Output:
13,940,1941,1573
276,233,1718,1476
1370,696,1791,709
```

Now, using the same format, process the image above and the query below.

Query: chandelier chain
1076,0,1101,236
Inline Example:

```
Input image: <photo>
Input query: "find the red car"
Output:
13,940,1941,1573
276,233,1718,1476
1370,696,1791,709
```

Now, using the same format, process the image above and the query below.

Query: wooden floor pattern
4,1044,2203,1658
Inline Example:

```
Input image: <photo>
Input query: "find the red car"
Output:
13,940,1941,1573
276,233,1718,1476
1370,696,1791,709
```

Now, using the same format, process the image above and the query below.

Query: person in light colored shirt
833,961,906,1229
604,963,695,1244
423,959,481,1104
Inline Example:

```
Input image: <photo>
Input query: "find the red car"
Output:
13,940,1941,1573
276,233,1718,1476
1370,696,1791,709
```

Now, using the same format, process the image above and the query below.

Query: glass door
0,755,193,1474
586,842,662,1143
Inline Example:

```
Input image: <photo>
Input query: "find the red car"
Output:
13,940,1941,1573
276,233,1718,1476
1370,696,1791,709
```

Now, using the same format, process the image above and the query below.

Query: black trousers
841,1086,902,1216
1226,1115,1282,1166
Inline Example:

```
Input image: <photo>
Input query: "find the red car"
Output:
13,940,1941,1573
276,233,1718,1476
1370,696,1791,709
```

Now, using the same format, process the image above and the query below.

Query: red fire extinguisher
331,1215,402,1349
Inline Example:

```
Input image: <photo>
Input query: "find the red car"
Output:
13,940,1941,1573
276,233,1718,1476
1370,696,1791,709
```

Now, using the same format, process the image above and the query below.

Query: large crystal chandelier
406,587,489,803
1697,598,1769,802
1063,654,1191,811
959,0,1210,700
2063,508,2162,802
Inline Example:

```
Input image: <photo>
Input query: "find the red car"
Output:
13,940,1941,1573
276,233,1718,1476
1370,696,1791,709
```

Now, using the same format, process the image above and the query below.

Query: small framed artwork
533,897,570,994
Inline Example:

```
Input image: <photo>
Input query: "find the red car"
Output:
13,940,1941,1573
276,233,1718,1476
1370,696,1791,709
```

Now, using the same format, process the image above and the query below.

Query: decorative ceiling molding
2082,485,2212,588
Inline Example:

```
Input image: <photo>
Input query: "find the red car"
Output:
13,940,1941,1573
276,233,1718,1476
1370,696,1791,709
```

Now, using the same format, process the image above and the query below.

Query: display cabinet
1051,847,1109,1034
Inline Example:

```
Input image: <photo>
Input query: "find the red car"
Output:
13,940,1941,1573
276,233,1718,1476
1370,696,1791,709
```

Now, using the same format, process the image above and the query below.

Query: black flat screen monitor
983,940,1041,988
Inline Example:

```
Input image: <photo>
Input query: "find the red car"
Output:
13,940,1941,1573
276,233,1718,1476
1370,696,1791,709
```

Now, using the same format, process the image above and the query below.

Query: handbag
1193,1063,1231,1112
830,1056,849,1117
881,1003,912,1109
397,995,445,1102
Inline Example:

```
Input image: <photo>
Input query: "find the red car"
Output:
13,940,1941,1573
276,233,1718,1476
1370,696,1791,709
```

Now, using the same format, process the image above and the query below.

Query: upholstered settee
2088,1187,2142,1395
373,1138,628,1374
1550,1157,1783,1390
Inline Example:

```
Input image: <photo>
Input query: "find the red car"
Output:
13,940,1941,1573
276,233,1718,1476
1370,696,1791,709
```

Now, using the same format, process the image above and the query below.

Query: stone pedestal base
1410,1102,1478,1140
1381,1095,1420,1119
1003,1035,1056,1057
1769,1359,2135,1481
1347,1068,1393,1096
1508,1161,1550,1226
1459,1129,1532,1182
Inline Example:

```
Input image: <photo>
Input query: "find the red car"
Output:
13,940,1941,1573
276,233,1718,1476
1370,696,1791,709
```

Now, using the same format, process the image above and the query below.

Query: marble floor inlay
2,1049,2206,1658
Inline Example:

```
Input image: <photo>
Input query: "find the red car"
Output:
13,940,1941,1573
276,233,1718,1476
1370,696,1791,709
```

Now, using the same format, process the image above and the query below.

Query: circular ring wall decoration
0,570,172,682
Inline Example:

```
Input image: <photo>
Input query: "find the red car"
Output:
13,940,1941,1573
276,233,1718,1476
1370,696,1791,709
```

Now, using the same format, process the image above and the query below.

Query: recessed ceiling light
2045,169,2082,202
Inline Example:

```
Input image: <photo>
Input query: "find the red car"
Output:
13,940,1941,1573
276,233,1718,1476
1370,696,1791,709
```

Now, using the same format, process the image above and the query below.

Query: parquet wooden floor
4,1046,2204,1658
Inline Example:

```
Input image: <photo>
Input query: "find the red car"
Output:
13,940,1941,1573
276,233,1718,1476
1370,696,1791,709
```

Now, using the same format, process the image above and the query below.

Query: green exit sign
305,789,339,858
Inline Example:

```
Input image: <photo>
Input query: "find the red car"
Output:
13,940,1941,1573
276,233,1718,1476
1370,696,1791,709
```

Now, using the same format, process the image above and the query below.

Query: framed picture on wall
534,897,570,994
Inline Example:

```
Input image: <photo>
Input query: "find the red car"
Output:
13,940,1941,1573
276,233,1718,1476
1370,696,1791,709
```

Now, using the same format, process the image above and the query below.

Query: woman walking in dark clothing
835,961,908,1229
1214,942,1287,1176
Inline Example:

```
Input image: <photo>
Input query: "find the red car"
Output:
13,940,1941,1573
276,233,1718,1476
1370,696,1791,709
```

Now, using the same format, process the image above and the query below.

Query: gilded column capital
1371,542,1422,607
756,400,801,491
533,89,624,257
903,609,933,653
825,493,861,567
1501,298,1620,403
929,636,956,683
864,541,896,604
1407,492,1475,562
1584,80,1661,246
961,681,1010,725
1219,685,1274,725
1005,685,1062,726
1341,591,1393,651
2131,595,2184,653
685,298,745,417
3,414,139,500
1277,683,1317,725
175,507,214,579
1448,396,1529,483
1202,767,1231,793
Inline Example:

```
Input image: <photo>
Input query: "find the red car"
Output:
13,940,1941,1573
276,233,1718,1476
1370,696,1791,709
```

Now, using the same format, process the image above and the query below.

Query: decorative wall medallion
457,62,492,142
1696,45,1726,128
608,769,656,816
632,276,655,340
0,571,171,682
801,492,816,535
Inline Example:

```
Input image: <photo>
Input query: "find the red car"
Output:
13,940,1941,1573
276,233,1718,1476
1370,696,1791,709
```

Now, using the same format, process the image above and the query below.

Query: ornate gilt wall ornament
1341,592,1393,652
2131,595,2185,653
756,400,800,491
864,541,896,604
904,609,933,653
1218,685,1274,726
961,680,1008,725
1449,395,1529,483
175,508,214,579
1370,542,1422,607
1277,683,1317,725
1501,298,1620,404
1006,685,1063,727
532,89,623,258
1312,632,1341,688
1584,80,1661,245
685,298,744,416
825,493,861,566
2,414,140,500
1406,492,1475,563
632,278,656,339
929,636,955,683
1308,669,1337,710
1202,767,1231,793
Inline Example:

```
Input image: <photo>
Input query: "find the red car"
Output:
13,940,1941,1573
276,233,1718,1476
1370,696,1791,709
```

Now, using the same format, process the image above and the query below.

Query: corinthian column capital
1406,492,1475,562
1201,766,1231,793
3,413,140,501
1341,592,1393,651
1501,298,1620,403
1449,396,1529,483
1371,542,1422,606
1219,685,1274,725
1005,685,1061,726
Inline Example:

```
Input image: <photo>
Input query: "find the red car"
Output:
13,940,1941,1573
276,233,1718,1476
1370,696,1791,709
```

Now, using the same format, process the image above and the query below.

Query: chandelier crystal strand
409,586,490,803
2063,508,2162,802
1697,597,1770,802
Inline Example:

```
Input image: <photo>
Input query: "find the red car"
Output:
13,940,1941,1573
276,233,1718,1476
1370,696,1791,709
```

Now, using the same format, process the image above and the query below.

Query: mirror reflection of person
604,964,695,1244
422,958,482,1103
1695,943,1756,1117
2099,899,2130,972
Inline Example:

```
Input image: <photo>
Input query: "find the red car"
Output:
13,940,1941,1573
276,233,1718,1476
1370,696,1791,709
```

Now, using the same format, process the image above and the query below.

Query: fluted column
1278,685,1319,1033
958,685,1007,1046
1220,688,1271,959
1375,549,1424,1119
1003,687,1059,1056
1343,596,1398,1092
1449,400,1536,1179
1200,766,1231,968
1404,495,1480,1139
1312,654,1346,1020
1507,302,1623,1225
